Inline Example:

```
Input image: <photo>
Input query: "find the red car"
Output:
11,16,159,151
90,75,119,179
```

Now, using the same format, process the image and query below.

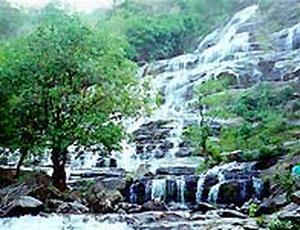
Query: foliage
189,79,300,164
183,123,212,155
196,77,234,97
248,202,259,217
0,9,144,189
101,0,240,62
274,172,297,200
267,218,300,230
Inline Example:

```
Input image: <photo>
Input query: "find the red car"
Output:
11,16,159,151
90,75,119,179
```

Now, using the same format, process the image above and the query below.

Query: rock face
133,121,175,160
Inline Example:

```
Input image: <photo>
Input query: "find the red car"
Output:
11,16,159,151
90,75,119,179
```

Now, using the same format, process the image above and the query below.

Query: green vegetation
185,78,300,166
0,8,144,190
101,0,241,62
267,218,300,230
274,172,297,201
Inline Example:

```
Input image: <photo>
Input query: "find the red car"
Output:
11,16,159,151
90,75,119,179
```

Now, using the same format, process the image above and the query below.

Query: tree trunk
15,148,28,179
51,147,67,191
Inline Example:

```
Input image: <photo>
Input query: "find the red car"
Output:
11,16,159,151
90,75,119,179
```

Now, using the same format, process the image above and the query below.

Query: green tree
0,10,143,190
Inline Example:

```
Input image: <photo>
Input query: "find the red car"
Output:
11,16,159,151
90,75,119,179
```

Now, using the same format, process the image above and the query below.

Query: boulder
1,196,43,217
142,199,167,212
57,201,89,214
115,202,142,214
129,181,146,204
109,158,117,168
87,176,126,213
215,180,253,206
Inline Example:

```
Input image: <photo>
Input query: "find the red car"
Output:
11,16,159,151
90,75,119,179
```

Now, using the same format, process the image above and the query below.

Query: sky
8,0,115,13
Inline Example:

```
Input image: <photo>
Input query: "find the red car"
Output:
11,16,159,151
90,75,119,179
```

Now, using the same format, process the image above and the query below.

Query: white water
208,183,221,204
196,175,205,203
114,5,260,174
0,215,131,230
151,179,166,201
176,176,186,204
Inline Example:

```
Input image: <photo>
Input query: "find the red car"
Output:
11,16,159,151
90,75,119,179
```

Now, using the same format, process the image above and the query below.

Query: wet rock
193,202,216,213
198,174,219,202
278,203,300,224
185,175,198,203
95,158,106,167
291,191,300,205
142,199,167,212
257,192,288,215
87,176,126,213
56,201,89,214
115,202,142,214
214,209,247,219
216,180,253,206
129,181,146,204
109,158,117,168
153,150,165,159
134,164,152,180
156,167,196,176
88,190,123,213
1,196,43,217
46,199,64,212
71,168,126,179
175,149,193,158
221,150,244,162
165,179,177,203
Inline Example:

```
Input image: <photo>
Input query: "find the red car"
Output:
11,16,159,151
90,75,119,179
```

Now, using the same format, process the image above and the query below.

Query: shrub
267,218,300,230
274,172,297,200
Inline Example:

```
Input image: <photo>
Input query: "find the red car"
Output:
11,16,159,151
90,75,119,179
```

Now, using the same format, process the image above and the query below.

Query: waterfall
151,179,166,201
285,23,300,50
196,175,205,203
208,183,221,204
116,5,261,175
253,177,264,199
176,176,186,204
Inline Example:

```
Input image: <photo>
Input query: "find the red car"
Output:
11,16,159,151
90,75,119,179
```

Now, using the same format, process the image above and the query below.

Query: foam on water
0,215,131,230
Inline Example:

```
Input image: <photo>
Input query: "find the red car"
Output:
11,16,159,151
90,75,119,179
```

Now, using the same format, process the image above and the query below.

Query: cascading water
116,5,263,176
151,179,166,201
119,5,269,208
67,3,300,207
208,183,221,204
176,176,186,204
196,162,265,206
196,175,205,203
